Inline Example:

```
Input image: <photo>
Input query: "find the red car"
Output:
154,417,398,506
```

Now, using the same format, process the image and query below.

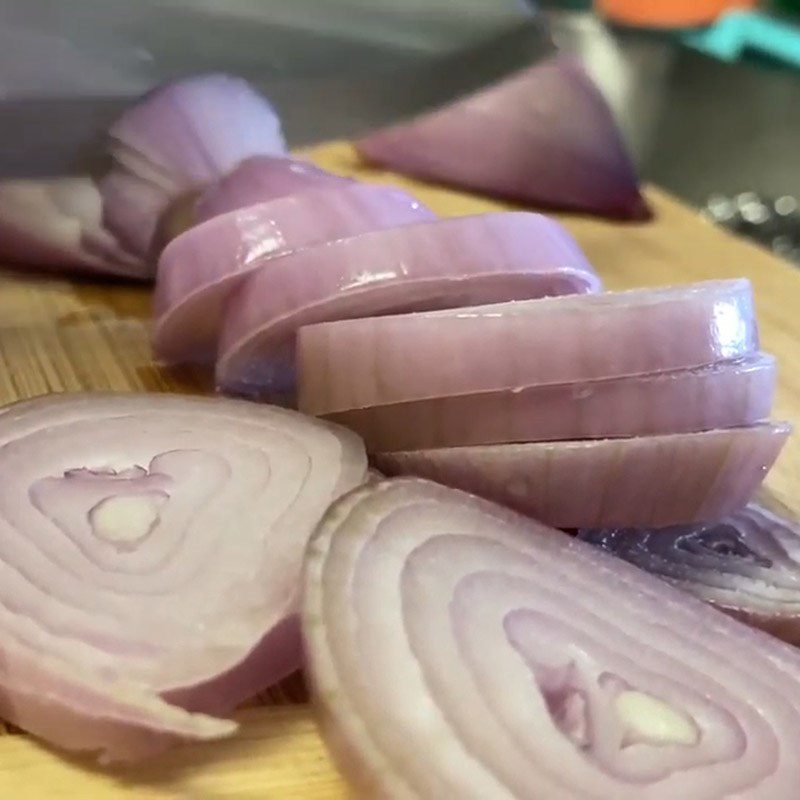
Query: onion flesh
194,155,352,223
216,212,602,401
102,74,287,258
318,353,777,452
303,478,800,799
579,503,800,645
298,279,757,415
357,55,649,220
0,392,365,762
0,177,146,278
153,184,436,365
374,424,790,528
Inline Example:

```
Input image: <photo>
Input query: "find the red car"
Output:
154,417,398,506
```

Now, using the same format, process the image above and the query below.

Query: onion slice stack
216,212,601,400
0,177,146,278
320,354,777,451
0,393,366,762
579,503,800,644
153,184,436,365
298,279,758,415
356,55,649,220
374,426,790,528
101,74,287,259
303,478,800,799
193,155,352,222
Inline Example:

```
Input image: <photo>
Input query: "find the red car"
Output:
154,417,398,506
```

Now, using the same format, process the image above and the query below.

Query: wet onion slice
216,212,601,401
303,479,800,799
356,55,649,220
579,503,800,645
318,353,776,452
193,155,352,223
298,279,757,415
0,393,366,762
374,424,790,528
153,184,435,365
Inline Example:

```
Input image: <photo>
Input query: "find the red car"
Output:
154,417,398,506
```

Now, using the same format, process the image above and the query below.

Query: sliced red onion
579,503,800,645
153,184,435,365
0,392,365,762
356,55,649,220
298,279,757,415
0,177,146,278
194,155,352,223
102,74,286,258
374,424,790,528
216,212,601,401
303,478,800,799
318,353,776,452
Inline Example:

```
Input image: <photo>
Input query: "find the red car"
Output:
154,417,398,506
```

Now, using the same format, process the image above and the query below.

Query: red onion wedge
153,184,435,365
356,55,649,220
216,212,602,401
374,424,790,528
318,353,777,452
194,155,352,222
303,478,800,799
102,74,286,258
579,503,800,645
298,279,757,415
0,177,146,278
0,392,365,762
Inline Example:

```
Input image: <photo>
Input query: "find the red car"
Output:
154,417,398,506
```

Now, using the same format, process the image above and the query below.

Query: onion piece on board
0,392,366,762
356,55,649,220
0,177,146,278
216,212,602,401
194,155,352,223
102,74,287,258
303,478,800,799
579,502,800,645
317,353,776,452
153,184,435,365
298,279,757,415
374,424,790,528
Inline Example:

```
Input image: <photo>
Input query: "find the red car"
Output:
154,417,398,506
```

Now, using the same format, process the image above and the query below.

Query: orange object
597,0,759,28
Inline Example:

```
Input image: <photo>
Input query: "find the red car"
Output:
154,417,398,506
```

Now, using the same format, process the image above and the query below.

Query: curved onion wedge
298,279,757,415
216,212,601,400
374,424,790,528
579,503,800,645
0,393,365,762
102,74,286,257
153,184,435,365
318,353,776,452
357,55,649,220
303,479,800,799
0,177,145,278
194,155,351,222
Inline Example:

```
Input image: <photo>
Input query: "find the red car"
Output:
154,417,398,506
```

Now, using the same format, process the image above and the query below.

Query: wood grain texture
0,140,798,796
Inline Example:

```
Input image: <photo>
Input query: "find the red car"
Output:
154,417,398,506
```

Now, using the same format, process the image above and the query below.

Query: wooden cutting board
1,141,799,798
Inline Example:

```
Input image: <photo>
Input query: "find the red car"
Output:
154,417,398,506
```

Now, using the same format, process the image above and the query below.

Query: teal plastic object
682,10,800,68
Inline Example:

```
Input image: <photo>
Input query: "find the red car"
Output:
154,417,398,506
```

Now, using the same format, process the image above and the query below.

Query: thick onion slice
216,212,602,400
0,393,365,762
194,155,352,222
102,74,286,257
0,177,146,278
374,424,790,528
298,279,757,415
303,478,800,799
579,503,800,645
356,55,649,220
319,353,776,452
153,184,435,365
